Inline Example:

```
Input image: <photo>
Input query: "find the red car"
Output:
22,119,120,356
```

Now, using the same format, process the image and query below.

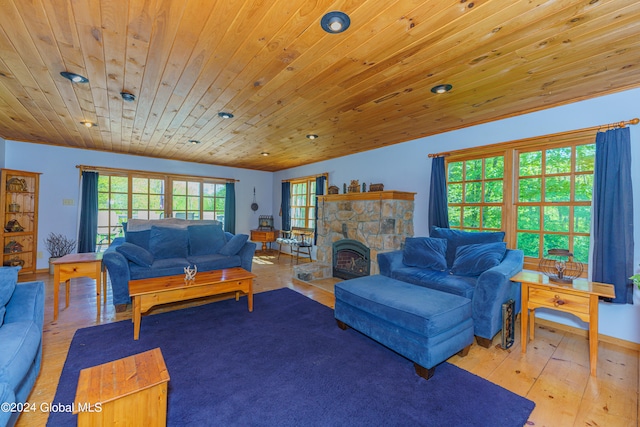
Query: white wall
4,142,273,270
273,87,640,344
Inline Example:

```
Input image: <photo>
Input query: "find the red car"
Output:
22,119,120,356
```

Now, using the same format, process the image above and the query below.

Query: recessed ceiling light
61,72,89,83
261,152,269,156
189,140,201,145
80,121,96,128
321,11,351,34
218,112,234,119
431,84,453,94
120,91,136,102
306,134,319,140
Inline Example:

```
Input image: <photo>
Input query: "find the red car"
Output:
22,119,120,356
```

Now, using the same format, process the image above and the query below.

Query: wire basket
539,249,584,284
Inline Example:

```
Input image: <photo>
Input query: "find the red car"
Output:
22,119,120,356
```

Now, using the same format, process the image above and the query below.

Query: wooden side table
250,229,279,252
74,347,170,426
512,271,615,376
52,252,105,321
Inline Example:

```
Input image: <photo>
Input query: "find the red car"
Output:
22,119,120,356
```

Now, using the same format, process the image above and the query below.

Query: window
445,132,596,271
96,170,228,251
290,179,317,229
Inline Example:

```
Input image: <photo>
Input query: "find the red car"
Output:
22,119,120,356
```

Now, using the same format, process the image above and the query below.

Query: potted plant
44,232,76,274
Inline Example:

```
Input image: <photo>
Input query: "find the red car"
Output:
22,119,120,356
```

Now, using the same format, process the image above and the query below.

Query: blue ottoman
335,275,474,380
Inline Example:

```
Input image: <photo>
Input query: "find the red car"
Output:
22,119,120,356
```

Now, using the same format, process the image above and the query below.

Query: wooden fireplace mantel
318,190,415,202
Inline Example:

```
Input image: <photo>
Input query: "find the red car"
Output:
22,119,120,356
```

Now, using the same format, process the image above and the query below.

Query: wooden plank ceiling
0,0,639,172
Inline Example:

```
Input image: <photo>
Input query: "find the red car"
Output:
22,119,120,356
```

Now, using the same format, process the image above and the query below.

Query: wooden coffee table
128,267,256,340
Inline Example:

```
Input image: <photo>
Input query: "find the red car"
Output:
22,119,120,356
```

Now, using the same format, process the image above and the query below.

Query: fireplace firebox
332,239,370,280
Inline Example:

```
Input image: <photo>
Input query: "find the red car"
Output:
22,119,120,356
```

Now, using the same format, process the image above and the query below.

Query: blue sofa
0,267,45,427
103,219,256,308
377,226,524,347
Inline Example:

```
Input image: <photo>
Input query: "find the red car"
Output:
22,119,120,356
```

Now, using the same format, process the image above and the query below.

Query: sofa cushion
148,226,189,259
402,237,447,271
390,267,477,299
219,234,249,256
129,258,190,280
430,226,505,267
450,242,507,277
116,242,154,267
188,224,227,256
187,254,242,271
0,321,41,390
0,267,19,326
125,229,151,249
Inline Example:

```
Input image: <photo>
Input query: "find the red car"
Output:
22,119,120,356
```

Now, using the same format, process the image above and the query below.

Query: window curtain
592,127,634,304
428,156,450,232
281,182,291,231
77,171,98,253
314,175,326,244
224,182,236,234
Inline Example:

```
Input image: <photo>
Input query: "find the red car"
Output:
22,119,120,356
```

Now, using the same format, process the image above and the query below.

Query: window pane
448,206,461,227
543,206,570,232
517,232,540,258
574,206,591,233
517,206,540,230
112,193,128,210
462,206,480,228
545,147,572,174
111,176,128,192
484,180,503,203
545,176,570,202
203,183,216,196
573,236,590,264
464,182,482,203
448,183,462,203
173,181,186,195
519,178,541,202
173,195,186,210
543,234,569,255
150,179,164,194
465,159,482,180
98,193,110,209
203,197,215,211
519,151,542,176
576,144,595,172
448,162,463,182
132,178,148,193
187,196,200,210
149,195,163,210
132,194,148,210
575,174,593,201
483,206,502,229
485,156,504,179
188,182,200,196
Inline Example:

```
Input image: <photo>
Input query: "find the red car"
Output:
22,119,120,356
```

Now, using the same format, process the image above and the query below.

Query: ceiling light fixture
61,72,89,83
321,11,351,34
306,134,319,140
261,152,269,156
120,91,136,102
431,84,453,94
189,140,201,145
80,121,96,128
218,112,234,119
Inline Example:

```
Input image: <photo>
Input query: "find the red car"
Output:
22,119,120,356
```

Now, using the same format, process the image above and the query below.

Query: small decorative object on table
184,265,197,282
258,215,274,230
4,219,24,232
369,183,384,192
4,240,23,253
347,180,360,193
328,185,339,195
3,257,24,267
8,203,20,212
539,249,584,284
6,177,28,192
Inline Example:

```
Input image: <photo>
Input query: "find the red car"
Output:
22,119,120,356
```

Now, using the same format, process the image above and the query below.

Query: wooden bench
276,227,314,263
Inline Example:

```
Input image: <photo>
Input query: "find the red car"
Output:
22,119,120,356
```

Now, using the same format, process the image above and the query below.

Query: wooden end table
250,228,279,252
512,271,615,376
52,252,106,321
129,267,256,340
74,347,170,426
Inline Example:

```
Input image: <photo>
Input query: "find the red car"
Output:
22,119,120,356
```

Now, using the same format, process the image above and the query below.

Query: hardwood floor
14,252,639,426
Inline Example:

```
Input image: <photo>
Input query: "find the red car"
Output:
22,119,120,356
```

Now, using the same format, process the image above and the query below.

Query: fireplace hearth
333,239,370,280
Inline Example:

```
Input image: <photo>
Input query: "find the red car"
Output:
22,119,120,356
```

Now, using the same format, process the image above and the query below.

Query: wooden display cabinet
0,169,40,274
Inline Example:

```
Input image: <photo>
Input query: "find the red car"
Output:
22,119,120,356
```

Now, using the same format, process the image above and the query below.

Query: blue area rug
48,288,534,426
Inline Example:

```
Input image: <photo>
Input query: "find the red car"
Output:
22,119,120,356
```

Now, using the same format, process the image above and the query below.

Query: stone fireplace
316,190,415,276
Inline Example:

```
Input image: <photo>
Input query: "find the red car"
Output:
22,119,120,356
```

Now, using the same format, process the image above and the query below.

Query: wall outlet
37,251,43,259
63,199,74,206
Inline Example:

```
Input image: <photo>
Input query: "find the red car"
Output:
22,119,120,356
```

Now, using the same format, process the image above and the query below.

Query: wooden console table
250,228,279,251
512,271,615,376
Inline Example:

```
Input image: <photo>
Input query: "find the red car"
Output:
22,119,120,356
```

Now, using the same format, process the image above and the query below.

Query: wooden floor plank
13,255,638,426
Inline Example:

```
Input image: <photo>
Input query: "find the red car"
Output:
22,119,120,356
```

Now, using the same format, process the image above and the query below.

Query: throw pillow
188,224,227,256
219,234,249,256
125,229,151,249
430,226,505,267
402,237,447,271
116,242,154,267
148,226,189,259
0,266,20,326
450,242,507,277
